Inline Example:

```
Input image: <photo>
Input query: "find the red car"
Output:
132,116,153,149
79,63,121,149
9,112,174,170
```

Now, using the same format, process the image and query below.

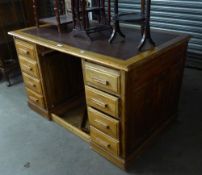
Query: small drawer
26,88,45,108
85,86,119,118
22,73,43,94
15,39,36,60
90,126,120,156
88,107,119,139
84,62,121,94
19,55,39,78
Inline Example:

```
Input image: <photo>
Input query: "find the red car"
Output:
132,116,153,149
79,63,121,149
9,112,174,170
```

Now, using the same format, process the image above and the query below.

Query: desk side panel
124,41,188,158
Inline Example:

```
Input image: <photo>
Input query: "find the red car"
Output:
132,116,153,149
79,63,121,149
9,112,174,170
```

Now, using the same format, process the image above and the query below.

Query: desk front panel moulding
15,39,37,60
88,107,120,139
18,55,40,78
26,88,45,108
85,86,119,118
83,61,121,95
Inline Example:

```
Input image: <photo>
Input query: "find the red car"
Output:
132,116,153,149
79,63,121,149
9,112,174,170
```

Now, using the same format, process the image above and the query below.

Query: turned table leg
108,0,125,43
107,0,111,25
54,0,61,33
138,0,155,50
32,0,39,28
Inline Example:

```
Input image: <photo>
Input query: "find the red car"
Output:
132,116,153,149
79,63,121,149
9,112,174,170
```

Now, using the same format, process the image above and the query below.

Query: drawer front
84,62,121,94
15,39,36,60
19,56,39,78
85,86,119,118
22,73,43,94
90,126,120,156
88,107,119,138
26,88,45,108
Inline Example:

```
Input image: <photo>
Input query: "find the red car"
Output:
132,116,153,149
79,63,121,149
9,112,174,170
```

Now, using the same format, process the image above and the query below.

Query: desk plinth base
91,114,177,170
51,113,90,143
28,101,50,119
91,142,126,169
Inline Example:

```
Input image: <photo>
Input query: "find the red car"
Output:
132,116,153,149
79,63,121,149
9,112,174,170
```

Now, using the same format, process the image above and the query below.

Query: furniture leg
108,0,111,24
82,0,87,29
108,0,125,43
0,71,2,81
138,0,155,50
71,0,76,29
61,0,66,15
109,20,125,43
4,71,11,87
32,0,39,28
101,0,108,25
54,0,61,33
140,0,145,35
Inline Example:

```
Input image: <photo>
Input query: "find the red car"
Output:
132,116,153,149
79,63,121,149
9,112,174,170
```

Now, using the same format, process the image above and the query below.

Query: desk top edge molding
8,26,190,72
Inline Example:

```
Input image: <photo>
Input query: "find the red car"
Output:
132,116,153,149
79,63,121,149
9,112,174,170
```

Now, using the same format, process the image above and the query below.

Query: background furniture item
9,25,189,169
115,0,202,69
0,0,32,86
33,0,72,33
71,0,111,39
0,56,19,87
109,0,155,51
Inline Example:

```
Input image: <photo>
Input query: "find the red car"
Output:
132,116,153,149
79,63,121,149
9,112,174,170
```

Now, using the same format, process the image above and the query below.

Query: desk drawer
85,86,119,118
15,39,36,60
26,88,45,108
19,56,39,78
91,126,120,156
22,73,43,94
88,107,119,139
84,62,121,94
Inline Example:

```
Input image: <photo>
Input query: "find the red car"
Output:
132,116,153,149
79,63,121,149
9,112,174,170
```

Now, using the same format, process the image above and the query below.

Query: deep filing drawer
85,86,119,118
26,88,45,108
19,55,39,78
22,73,43,94
88,107,119,139
90,126,120,156
84,62,121,94
15,39,36,60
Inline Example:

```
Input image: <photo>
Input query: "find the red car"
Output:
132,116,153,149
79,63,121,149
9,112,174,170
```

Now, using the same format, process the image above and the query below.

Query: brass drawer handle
95,138,110,148
91,98,107,108
19,48,30,55
29,67,33,71
29,96,39,103
23,64,33,71
94,119,110,129
28,82,36,88
92,77,108,86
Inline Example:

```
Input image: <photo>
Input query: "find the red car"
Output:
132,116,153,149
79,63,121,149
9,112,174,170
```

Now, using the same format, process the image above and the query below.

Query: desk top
9,25,189,71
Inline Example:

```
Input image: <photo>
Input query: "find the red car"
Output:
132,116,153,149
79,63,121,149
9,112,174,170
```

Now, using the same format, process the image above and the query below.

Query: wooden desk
9,25,189,169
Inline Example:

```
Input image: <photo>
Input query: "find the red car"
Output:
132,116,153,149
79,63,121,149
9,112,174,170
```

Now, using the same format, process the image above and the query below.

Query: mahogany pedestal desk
9,25,189,169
